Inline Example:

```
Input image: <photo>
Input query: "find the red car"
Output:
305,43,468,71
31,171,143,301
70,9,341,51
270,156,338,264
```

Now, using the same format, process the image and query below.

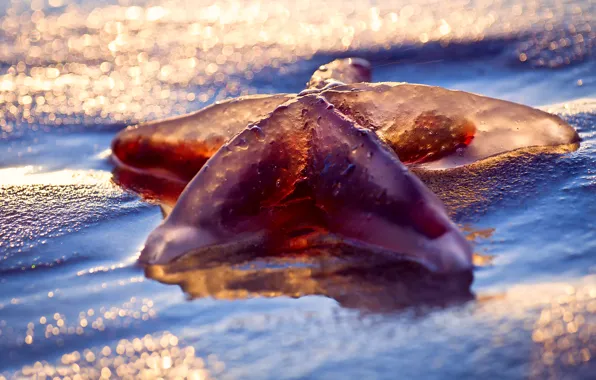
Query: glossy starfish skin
140,95,473,273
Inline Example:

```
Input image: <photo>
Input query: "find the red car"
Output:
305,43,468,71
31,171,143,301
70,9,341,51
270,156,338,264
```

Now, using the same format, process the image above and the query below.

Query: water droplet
341,164,356,176
235,137,249,150
332,182,342,196
376,189,387,204
298,88,318,96
249,125,265,141
321,80,345,90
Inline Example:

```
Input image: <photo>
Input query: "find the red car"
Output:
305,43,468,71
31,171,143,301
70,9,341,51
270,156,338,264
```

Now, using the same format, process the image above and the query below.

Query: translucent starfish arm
307,58,372,89
307,99,473,273
321,82,579,167
111,93,295,181
139,97,311,264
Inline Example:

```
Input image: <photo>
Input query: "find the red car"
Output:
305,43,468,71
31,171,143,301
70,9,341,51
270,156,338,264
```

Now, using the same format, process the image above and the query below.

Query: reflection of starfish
145,252,474,313
111,58,579,273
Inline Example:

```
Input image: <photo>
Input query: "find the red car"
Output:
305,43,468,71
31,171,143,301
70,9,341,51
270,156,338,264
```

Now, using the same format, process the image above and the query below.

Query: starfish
111,58,579,273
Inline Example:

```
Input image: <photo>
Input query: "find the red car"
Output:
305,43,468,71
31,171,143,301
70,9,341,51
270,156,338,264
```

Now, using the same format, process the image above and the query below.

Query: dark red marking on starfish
396,111,477,164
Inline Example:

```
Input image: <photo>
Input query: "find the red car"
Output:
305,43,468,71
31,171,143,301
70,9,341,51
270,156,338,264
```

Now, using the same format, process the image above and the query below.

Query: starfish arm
307,58,372,89
321,82,579,167
306,99,473,272
111,93,295,181
139,97,311,264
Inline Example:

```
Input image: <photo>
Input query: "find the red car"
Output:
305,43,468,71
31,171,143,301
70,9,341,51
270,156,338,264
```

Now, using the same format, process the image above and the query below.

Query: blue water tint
0,0,596,378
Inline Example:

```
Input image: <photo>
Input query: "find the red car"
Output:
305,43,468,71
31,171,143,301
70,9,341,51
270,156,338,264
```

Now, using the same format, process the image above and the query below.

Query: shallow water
0,0,595,379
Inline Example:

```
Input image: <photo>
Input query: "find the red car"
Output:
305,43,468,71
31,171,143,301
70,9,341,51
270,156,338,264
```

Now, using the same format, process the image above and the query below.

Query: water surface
0,0,595,378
